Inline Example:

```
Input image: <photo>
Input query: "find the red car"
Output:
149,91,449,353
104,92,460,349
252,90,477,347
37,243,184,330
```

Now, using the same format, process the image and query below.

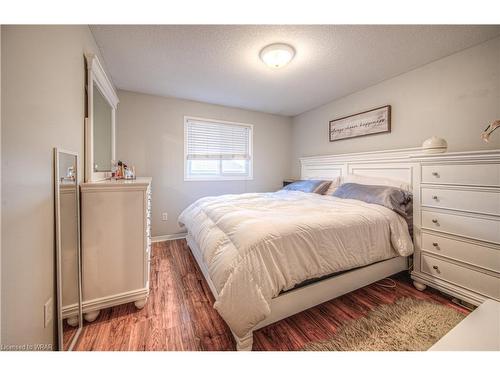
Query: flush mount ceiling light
259,43,295,69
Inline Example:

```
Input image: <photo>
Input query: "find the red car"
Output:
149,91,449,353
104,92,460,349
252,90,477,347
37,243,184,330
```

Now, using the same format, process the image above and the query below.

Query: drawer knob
432,265,440,273
432,219,438,224
432,195,438,200
432,172,440,177
432,242,439,247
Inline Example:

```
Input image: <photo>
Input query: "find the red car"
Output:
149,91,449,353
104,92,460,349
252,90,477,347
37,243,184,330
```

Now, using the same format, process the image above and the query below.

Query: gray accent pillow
281,180,332,194
332,183,413,236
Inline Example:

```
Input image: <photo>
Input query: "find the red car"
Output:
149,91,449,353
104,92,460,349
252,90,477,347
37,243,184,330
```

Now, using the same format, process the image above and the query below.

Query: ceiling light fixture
259,43,295,69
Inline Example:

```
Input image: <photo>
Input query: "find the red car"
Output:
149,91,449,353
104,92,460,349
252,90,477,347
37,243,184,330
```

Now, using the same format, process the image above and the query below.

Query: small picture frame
329,105,391,142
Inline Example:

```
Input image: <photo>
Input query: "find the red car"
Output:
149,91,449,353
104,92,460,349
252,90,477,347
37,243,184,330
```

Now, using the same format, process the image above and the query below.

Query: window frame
184,116,254,181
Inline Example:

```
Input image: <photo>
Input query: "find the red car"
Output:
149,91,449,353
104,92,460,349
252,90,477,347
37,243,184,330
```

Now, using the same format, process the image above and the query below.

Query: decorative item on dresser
421,136,448,154
80,177,152,322
410,150,500,306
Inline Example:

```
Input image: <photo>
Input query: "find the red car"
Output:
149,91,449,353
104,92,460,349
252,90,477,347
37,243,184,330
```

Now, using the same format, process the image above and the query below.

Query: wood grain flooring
74,239,468,351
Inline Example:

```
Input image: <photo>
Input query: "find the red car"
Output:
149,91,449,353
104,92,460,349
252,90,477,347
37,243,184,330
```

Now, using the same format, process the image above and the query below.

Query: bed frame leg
234,332,254,351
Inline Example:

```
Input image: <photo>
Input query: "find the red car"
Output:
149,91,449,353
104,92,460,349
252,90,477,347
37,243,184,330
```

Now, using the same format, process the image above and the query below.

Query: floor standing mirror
54,148,83,350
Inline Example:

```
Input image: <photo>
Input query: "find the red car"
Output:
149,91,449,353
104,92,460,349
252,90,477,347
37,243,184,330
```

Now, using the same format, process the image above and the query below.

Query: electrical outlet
44,298,53,328
162,213,168,221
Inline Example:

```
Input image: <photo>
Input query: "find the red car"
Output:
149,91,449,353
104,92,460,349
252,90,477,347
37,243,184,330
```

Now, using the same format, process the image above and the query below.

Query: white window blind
186,119,251,160
184,117,253,181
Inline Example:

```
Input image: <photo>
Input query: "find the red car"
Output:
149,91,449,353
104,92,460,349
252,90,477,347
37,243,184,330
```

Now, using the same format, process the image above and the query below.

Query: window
184,117,253,181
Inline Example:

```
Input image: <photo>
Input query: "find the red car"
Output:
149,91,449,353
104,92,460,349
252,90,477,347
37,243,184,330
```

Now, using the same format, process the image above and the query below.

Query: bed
179,148,419,350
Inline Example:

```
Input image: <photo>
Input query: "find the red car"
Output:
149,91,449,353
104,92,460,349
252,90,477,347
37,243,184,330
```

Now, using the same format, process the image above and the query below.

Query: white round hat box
422,136,448,154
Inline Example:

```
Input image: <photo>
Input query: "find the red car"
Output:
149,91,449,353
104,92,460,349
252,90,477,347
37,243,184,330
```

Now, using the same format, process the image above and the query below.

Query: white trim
184,175,254,182
152,233,187,243
84,53,119,108
81,177,152,192
300,146,423,165
63,288,150,317
184,115,254,129
183,116,254,181
411,273,485,306
84,53,119,183
301,148,418,189
82,288,149,314
410,149,500,162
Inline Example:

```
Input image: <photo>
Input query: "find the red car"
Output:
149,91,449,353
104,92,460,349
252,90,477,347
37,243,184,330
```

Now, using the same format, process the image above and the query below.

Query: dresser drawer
422,187,500,216
422,211,500,244
421,254,500,299
422,164,500,187
422,232,500,273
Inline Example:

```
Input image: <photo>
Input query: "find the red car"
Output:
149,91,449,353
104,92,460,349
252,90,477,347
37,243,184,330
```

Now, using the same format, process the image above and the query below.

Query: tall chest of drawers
411,151,500,305
80,177,152,321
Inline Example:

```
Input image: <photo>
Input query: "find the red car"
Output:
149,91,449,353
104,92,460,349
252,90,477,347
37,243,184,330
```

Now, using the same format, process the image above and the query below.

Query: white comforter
178,191,413,339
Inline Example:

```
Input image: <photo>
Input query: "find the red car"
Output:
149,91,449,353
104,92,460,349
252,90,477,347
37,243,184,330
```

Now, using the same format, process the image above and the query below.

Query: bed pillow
332,182,413,236
281,180,332,194
323,176,343,195
342,174,411,192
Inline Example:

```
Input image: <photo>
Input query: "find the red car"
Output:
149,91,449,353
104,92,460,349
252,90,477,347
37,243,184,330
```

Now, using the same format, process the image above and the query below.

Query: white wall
291,36,500,176
116,90,292,237
1,26,104,347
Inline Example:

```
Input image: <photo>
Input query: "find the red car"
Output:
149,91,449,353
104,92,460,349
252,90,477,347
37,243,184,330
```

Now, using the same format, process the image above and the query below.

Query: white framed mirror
84,53,119,182
54,148,82,350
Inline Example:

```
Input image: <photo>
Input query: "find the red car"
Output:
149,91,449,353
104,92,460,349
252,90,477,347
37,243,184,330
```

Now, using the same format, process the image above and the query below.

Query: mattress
178,190,413,339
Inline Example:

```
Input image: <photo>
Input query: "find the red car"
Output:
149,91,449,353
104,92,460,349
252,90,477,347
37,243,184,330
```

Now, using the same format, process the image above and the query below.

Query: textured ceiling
90,25,500,116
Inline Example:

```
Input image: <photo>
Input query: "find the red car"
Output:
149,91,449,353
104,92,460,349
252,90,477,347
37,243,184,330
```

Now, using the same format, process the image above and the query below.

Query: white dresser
80,177,152,321
411,151,500,305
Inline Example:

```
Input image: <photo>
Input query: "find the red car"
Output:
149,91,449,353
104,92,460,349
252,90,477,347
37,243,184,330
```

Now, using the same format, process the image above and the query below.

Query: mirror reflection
93,82,112,172
55,150,82,350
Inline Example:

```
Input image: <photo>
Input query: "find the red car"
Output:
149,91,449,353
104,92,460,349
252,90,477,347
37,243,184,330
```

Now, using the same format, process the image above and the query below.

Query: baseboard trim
62,287,150,316
152,233,187,243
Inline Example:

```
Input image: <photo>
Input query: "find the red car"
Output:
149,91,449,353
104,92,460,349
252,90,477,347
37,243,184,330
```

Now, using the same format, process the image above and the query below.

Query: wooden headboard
300,147,423,189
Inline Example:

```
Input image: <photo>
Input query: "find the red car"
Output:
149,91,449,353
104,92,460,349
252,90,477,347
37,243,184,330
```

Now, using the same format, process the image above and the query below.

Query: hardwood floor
74,239,468,351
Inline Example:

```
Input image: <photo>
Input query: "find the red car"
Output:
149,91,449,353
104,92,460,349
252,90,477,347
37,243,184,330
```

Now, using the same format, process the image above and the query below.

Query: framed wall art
329,105,391,142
